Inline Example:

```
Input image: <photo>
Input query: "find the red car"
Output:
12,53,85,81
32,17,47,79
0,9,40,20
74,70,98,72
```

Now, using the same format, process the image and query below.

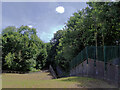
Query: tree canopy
2,26,47,71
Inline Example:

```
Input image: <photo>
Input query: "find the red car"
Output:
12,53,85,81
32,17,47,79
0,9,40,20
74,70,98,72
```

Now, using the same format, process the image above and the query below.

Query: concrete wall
70,59,120,87
49,65,57,79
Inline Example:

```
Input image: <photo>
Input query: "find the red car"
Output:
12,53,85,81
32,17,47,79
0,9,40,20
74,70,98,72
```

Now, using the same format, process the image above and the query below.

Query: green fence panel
70,46,120,69
87,46,96,59
97,46,104,61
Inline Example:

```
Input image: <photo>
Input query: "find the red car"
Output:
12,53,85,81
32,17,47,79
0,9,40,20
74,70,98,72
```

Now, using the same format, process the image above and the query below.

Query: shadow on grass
60,76,96,82
59,76,117,88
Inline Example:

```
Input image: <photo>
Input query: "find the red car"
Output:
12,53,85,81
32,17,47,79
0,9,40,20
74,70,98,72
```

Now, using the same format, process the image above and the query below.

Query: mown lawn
2,72,117,88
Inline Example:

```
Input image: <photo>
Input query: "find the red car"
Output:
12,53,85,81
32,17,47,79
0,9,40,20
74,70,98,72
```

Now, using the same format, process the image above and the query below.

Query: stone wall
70,59,120,87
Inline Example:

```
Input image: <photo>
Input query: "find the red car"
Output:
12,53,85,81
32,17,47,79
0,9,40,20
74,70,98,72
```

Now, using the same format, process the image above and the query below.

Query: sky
2,2,87,42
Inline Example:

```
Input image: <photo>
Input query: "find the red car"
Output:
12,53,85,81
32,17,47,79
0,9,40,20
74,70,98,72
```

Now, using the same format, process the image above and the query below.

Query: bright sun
56,6,65,14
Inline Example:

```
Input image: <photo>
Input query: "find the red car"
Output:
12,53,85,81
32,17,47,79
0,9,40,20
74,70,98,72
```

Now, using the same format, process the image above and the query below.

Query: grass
57,77,117,88
2,71,117,88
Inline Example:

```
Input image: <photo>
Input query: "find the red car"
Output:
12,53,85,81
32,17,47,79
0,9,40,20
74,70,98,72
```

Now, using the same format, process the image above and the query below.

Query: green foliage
2,26,47,71
36,47,48,69
5,52,15,68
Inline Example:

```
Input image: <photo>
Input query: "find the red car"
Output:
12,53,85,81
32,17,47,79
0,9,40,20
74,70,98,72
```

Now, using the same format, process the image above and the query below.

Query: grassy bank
2,72,117,88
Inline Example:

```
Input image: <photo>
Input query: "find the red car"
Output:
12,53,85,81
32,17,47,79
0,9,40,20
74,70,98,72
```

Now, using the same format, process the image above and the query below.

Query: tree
2,26,47,71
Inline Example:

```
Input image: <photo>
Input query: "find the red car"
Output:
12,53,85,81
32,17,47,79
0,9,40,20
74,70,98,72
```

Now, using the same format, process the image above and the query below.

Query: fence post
94,47,96,67
86,47,88,64
104,46,107,71
118,45,120,58
118,46,120,88
69,61,71,72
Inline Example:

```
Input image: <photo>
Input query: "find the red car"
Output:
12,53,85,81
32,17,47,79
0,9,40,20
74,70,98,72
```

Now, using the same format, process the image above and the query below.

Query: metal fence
0,38,2,73
70,46,120,70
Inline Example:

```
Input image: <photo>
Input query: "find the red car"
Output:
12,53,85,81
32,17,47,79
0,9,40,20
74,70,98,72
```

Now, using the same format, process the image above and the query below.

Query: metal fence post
86,47,88,64
104,46,107,71
118,46,120,58
94,47,96,67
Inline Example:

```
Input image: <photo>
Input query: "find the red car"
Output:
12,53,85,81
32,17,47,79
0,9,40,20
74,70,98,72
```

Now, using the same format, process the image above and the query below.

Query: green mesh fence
70,46,120,70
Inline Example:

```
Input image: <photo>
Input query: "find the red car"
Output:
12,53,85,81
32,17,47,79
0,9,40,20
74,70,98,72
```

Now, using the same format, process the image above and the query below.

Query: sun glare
56,6,65,14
